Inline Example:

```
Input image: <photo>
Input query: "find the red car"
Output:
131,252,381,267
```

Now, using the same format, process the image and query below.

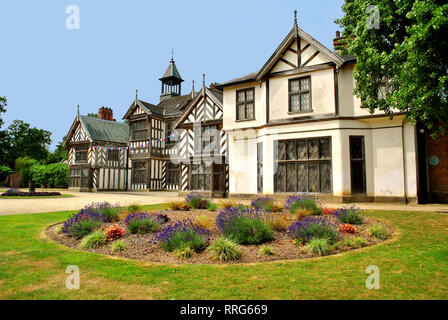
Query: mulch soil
46,209,393,265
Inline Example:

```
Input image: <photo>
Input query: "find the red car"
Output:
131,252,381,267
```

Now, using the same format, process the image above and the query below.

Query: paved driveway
0,189,182,216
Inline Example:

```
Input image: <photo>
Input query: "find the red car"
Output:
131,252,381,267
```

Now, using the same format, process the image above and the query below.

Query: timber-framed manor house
64,12,448,204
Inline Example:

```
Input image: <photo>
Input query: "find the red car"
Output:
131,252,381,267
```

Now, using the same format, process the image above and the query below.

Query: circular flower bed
47,194,394,265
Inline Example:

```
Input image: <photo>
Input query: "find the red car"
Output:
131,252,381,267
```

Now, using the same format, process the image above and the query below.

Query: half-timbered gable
65,110,129,192
171,81,228,197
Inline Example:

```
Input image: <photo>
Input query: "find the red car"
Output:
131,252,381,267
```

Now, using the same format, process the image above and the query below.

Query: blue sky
0,0,344,150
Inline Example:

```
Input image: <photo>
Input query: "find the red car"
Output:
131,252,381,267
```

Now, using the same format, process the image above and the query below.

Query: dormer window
236,88,255,121
289,76,311,112
131,120,148,141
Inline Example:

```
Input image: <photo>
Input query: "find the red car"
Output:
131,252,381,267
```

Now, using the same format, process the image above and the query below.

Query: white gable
70,121,89,143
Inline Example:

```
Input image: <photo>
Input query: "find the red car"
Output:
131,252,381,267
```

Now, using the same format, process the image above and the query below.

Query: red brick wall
427,133,448,202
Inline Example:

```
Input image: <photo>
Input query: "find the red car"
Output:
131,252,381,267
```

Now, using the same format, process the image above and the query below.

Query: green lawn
0,206,447,300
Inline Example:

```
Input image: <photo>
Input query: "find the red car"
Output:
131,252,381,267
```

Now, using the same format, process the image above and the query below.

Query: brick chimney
333,31,346,54
98,107,113,121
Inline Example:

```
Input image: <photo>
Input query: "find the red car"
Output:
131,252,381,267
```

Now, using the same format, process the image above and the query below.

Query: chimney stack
99,107,114,121
333,31,346,53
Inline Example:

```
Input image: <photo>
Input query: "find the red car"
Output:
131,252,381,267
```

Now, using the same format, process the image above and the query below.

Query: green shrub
306,238,332,256
334,206,364,225
217,207,274,245
227,217,274,245
100,207,120,222
127,203,143,213
111,240,127,252
15,157,40,186
80,231,107,249
69,219,102,237
127,217,161,234
191,198,208,209
343,237,367,248
207,202,218,212
175,247,196,259
259,245,274,256
368,224,388,240
207,237,242,261
29,162,69,188
289,199,321,215
0,166,12,184
160,230,207,252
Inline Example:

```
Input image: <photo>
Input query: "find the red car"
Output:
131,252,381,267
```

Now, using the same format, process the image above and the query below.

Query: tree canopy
0,96,6,128
336,0,448,136
0,120,51,167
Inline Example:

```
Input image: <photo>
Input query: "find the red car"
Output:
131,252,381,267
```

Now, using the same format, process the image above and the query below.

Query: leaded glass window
274,138,332,193
289,76,311,112
75,147,87,163
190,162,211,191
131,120,148,141
236,88,255,120
132,161,147,184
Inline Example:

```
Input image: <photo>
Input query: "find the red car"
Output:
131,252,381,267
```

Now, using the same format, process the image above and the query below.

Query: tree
0,120,51,166
87,113,98,118
336,0,448,137
0,96,6,128
47,136,68,164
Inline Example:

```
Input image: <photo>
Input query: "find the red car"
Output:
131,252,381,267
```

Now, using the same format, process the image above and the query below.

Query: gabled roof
157,94,192,116
173,86,223,129
216,24,352,88
122,99,163,119
255,26,345,81
159,59,184,82
65,114,129,146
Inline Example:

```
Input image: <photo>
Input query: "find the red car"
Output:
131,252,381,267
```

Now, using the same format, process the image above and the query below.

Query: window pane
290,79,299,92
290,94,300,112
300,92,310,110
298,163,308,192
319,139,331,159
286,163,297,192
297,140,307,160
246,89,254,101
320,162,331,193
237,91,245,102
300,78,310,91
198,175,204,190
205,174,211,190
275,163,286,192
286,141,296,160
278,142,286,160
308,163,319,192
246,102,254,119
191,175,198,190
308,140,319,159
238,104,245,120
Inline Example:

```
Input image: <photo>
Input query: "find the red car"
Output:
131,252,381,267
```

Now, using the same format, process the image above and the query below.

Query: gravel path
0,189,182,216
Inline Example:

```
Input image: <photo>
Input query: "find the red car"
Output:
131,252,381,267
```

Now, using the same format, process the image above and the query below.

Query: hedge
30,163,69,188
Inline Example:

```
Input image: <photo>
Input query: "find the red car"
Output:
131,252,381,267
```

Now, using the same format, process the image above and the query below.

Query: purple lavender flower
62,208,106,236
333,205,364,225
154,219,210,252
185,192,203,203
284,194,315,211
216,206,274,244
288,216,339,244
124,211,165,226
251,196,274,211
2,188,21,196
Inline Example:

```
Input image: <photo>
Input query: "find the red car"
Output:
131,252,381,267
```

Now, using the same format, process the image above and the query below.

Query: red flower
338,223,357,234
104,224,126,241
